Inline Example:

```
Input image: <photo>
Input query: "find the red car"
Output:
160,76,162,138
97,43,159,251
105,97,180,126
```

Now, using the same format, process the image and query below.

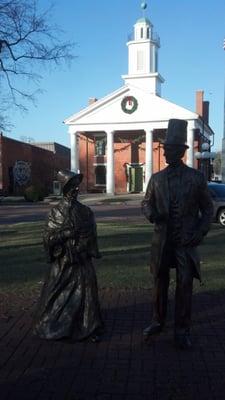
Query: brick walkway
0,289,225,400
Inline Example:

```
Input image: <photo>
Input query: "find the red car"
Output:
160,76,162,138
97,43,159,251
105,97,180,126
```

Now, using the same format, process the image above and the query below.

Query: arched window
95,166,106,185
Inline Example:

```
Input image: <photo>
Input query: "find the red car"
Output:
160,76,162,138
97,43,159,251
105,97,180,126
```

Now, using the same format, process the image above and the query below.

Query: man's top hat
57,169,83,194
164,119,189,148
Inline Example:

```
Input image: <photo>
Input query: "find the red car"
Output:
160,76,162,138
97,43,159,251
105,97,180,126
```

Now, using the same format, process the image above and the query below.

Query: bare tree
0,0,74,125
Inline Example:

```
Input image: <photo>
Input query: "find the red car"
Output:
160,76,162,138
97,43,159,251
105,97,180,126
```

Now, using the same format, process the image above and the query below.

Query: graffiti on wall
13,161,31,186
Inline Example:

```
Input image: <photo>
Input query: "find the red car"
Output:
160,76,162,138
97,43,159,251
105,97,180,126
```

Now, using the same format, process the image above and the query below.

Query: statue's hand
62,229,74,240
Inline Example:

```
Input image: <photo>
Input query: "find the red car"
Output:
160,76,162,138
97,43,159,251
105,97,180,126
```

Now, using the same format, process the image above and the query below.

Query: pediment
64,85,198,127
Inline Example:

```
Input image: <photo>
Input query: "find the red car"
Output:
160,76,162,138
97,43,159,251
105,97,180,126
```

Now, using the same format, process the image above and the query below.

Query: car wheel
218,209,225,226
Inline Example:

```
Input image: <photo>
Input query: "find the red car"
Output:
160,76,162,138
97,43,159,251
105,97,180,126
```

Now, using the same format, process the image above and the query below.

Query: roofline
64,85,129,125
197,116,214,136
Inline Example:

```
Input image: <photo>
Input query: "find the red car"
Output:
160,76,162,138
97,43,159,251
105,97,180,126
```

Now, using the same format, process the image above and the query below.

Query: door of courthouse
128,165,143,192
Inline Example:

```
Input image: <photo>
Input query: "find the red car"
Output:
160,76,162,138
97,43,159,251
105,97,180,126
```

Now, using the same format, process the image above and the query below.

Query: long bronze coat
34,197,103,340
142,164,213,280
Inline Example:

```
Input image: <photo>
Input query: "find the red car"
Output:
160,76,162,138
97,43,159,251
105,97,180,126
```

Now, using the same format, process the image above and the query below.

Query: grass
99,195,142,204
97,222,152,288
0,221,46,295
0,220,225,295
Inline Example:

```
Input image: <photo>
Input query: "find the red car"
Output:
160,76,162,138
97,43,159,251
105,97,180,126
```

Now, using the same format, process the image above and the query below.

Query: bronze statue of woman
33,170,103,342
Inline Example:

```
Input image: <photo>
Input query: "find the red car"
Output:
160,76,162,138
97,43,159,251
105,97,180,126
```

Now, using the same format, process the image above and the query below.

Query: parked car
208,182,225,226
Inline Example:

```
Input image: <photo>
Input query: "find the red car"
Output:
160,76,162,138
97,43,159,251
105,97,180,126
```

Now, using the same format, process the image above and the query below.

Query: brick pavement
0,289,225,400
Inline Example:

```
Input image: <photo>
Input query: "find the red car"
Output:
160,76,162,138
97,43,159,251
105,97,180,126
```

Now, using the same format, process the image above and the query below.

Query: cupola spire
122,1,164,96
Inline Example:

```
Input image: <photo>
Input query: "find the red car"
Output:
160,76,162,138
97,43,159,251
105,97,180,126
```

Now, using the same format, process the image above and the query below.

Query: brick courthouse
64,6,214,194
0,134,70,196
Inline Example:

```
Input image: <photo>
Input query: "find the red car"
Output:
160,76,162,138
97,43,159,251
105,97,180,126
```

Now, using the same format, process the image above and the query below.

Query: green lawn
0,220,225,294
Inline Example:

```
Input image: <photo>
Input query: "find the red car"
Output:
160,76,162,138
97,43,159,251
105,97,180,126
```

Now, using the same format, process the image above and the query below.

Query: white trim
126,162,144,166
67,118,199,133
94,184,106,187
122,72,164,83
93,163,107,166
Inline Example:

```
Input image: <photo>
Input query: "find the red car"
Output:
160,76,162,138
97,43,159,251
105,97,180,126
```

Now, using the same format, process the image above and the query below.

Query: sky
3,0,225,151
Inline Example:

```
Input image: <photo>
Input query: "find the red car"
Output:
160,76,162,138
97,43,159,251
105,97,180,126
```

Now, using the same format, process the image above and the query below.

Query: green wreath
121,96,138,114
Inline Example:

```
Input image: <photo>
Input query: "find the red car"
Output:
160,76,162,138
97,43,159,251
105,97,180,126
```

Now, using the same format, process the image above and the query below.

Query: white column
70,131,79,172
106,130,114,194
186,124,195,167
145,128,153,188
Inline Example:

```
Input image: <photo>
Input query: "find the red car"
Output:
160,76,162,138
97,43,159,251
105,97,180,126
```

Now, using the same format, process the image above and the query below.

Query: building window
147,27,150,38
140,27,143,38
95,166,106,185
95,138,106,156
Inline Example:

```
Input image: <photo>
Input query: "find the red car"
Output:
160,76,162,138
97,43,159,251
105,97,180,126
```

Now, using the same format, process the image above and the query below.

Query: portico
68,119,199,194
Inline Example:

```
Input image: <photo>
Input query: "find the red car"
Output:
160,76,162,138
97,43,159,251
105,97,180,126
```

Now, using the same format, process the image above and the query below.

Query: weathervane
141,1,148,17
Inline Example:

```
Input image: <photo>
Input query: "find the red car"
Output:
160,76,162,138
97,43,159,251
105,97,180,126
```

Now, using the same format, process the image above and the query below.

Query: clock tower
122,2,164,96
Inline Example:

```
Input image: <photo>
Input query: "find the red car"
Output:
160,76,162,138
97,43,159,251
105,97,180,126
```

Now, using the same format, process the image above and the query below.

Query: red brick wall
0,135,70,195
153,142,166,173
138,142,146,165
114,142,131,193
79,134,96,192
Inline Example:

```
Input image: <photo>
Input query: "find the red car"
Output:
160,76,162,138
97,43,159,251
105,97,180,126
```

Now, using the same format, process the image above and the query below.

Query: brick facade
78,130,200,193
0,134,70,196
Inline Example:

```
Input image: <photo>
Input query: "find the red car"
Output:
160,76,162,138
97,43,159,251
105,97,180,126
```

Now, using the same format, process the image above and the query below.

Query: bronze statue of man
34,170,103,342
142,119,213,349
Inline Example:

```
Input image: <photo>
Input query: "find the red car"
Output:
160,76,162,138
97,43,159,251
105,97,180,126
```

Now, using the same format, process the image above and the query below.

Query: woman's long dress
34,197,103,340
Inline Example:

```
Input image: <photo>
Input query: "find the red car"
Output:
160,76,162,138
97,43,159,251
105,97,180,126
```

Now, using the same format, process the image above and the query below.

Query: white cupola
122,2,164,96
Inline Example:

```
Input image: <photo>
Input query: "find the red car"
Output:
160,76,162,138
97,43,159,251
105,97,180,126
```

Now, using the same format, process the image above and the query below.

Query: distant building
0,134,70,196
31,142,70,157
64,6,214,194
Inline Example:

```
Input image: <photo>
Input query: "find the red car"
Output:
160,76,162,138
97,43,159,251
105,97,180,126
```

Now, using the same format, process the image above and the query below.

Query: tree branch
0,0,75,124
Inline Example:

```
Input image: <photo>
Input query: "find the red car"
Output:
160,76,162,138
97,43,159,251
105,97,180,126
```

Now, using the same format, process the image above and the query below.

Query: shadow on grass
1,241,43,251
99,230,152,245
0,229,18,236
1,221,225,293
0,243,47,285
1,232,151,252
101,247,150,258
